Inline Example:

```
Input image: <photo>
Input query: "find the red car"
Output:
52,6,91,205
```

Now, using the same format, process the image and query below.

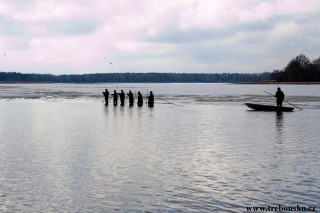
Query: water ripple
1,84,319,212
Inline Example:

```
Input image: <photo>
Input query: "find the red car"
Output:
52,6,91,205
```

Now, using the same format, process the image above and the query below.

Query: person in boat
137,91,143,107
127,90,134,106
112,90,118,106
274,87,285,107
147,91,154,107
119,90,125,106
102,89,109,105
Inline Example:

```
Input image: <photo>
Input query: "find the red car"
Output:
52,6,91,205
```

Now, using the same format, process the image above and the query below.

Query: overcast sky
0,0,319,74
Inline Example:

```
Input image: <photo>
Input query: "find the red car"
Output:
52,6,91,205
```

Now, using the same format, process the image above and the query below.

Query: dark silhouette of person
102,89,109,105
127,90,134,106
112,90,118,106
137,91,143,107
119,90,125,106
274,87,285,107
147,91,154,107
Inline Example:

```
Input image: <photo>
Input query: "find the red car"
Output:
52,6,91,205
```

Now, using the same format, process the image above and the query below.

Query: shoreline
1,81,320,84
236,81,320,85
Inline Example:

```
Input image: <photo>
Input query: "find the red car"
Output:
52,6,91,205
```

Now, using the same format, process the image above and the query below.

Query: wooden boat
245,103,294,112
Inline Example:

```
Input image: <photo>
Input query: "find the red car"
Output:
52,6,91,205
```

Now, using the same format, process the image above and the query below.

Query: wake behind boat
245,103,294,112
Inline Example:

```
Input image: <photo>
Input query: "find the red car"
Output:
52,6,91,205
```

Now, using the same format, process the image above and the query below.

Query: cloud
0,16,26,36
46,19,100,35
178,0,319,30
0,0,319,74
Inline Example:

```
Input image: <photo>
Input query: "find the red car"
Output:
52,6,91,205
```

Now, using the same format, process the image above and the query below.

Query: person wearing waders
119,90,125,106
112,90,118,106
127,90,134,107
102,89,109,105
137,91,143,107
147,91,154,107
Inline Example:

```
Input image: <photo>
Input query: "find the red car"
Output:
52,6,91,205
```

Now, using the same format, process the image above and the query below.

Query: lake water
0,83,319,212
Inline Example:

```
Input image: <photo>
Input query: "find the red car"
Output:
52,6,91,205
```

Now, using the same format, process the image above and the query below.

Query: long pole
263,90,302,110
146,90,148,105
156,96,184,107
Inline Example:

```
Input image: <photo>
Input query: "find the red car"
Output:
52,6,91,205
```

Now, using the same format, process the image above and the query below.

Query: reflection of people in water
127,90,134,107
274,87,285,107
276,111,283,124
137,91,143,107
275,111,284,141
112,90,118,106
147,91,154,107
119,90,125,106
102,89,109,105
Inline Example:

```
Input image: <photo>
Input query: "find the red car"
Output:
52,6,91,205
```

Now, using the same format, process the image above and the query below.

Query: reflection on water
275,111,283,141
0,84,320,212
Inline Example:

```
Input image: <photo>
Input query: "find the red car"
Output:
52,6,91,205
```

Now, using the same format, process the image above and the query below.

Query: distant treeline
1,54,319,83
0,72,270,83
270,54,320,82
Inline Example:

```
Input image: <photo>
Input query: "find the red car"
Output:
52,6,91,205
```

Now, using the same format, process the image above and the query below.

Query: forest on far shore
0,72,271,83
270,54,320,82
0,54,319,83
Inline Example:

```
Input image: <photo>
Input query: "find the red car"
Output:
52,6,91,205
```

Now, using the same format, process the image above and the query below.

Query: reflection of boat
245,103,294,112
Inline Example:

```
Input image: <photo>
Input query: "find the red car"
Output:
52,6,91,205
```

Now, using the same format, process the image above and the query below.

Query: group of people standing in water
102,87,286,109
103,89,154,107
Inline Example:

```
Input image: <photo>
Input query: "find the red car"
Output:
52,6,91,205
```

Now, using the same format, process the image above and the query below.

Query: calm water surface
0,83,319,212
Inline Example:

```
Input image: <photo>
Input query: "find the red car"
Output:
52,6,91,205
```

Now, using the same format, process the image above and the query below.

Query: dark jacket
275,90,284,101
148,94,154,107
137,93,143,106
127,92,134,106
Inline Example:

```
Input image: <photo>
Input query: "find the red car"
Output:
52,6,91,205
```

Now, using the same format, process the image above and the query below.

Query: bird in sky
4,53,6,56
110,62,113,65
